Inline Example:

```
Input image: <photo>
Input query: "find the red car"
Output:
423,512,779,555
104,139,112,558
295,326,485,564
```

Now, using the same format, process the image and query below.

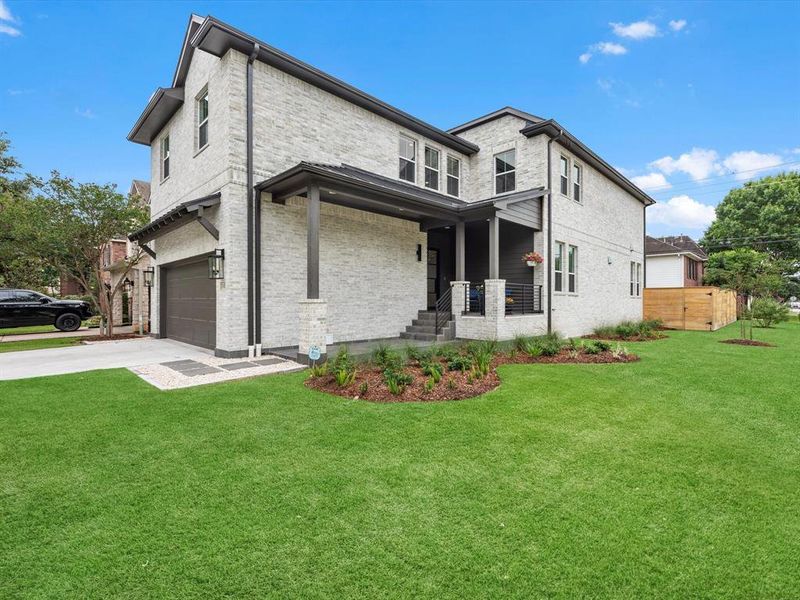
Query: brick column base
298,299,327,364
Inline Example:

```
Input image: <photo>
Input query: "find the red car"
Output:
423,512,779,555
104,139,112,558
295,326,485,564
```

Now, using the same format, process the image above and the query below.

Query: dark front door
427,249,439,309
163,259,216,349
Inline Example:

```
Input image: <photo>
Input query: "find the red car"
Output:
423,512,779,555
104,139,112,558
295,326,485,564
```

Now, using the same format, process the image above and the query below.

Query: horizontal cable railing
505,283,543,315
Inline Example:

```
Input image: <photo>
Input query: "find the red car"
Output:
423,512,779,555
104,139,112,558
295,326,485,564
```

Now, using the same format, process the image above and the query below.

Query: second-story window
560,155,569,195
446,155,460,197
630,261,641,296
160,135,170,181
424,146,440,190
399,135,416,183
495,149,516,194
573,163,582,202
197,88,209,150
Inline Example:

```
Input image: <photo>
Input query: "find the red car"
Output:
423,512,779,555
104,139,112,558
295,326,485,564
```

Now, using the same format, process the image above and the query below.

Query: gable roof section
645,235,708,260
520,119,656,207
128,15,479,154
660,235,708,260
448,106,544,135
129,179,151,203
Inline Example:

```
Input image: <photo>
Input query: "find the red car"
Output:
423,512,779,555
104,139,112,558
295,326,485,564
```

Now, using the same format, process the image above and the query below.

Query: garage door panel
164,260,216,349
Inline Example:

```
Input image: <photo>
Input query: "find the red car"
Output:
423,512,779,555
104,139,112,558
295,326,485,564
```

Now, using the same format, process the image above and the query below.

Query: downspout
643,205,647,290
546,129,565,334
246,43,260,356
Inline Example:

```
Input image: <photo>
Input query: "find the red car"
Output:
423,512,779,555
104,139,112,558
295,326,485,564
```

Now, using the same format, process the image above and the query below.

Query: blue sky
1,0,798,237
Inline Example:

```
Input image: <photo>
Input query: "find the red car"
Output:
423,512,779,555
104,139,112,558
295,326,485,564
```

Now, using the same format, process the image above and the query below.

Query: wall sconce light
607,256,613,265
208,249,225,279
143,267,155,288
416,244,422,262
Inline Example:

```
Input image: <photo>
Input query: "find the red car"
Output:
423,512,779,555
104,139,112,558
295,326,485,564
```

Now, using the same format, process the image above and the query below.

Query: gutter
247,43,260,355
546,128,565,334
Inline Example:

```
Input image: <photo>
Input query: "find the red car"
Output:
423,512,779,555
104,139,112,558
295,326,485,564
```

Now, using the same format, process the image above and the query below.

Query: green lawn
0,336,84,353
0,324,59,335
1,322,798,598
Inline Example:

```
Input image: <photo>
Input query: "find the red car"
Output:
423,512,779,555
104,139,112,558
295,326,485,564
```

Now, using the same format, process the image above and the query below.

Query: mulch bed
306,348,639,403
84,333,144,342
582,333,667,342
720,339,775,347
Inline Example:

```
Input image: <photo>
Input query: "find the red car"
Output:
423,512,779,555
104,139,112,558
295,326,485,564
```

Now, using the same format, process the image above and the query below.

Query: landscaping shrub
332,346,356,387
583,340,602,355
383,368,413,395
309,362,329,378
421,360,443,383
592,319,662,340
446,354,473,372
372,344,405,371
514,333,563,357
751,297,791,328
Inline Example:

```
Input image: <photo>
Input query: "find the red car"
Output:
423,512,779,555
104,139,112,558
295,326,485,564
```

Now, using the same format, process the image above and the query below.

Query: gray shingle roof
645,235,708,260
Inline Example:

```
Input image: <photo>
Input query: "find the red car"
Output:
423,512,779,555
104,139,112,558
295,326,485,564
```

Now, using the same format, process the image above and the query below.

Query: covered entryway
162,258,216,349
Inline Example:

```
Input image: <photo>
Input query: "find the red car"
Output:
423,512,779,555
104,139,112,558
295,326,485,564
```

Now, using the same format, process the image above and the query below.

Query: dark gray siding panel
499,198,542,230
463,220,536,285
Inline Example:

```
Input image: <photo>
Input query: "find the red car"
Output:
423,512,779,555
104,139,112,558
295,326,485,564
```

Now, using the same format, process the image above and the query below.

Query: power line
637,160,800,193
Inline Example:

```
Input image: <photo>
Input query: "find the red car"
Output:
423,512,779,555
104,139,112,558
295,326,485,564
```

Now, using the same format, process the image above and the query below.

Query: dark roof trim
127,87,185,145
190,16,479,156
520,120,656,207
128,192,221,242
448,106,544,135
172,14,206,87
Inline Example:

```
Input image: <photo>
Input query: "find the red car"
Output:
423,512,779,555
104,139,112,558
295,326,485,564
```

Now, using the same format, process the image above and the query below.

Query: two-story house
127,15,654,360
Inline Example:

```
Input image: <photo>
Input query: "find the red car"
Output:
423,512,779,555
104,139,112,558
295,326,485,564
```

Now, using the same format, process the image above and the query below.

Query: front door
427,249,439,309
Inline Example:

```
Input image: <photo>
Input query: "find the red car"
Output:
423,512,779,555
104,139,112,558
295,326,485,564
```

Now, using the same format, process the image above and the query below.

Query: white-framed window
572,163,582,202
446,155,460,197
399,135,416,183
630,261,641,296
568,244,578,293
160,134,170,181
197,88,209,151
560,155,569,195
424,146,440,190
554,241,565,292
495,149,516,194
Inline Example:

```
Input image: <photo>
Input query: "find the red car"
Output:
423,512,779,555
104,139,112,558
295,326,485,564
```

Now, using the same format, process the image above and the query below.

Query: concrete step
405,324,437,334
399,331,438,342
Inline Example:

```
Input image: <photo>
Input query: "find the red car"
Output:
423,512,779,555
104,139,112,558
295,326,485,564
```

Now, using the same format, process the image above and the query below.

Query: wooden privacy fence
644,286,737,331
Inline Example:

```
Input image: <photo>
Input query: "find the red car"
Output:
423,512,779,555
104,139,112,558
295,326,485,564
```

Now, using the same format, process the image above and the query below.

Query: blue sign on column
308,345,321,361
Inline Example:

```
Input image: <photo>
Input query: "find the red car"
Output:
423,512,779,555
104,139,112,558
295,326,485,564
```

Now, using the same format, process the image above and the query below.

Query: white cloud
0,22,20,36
75,107,96,119
722,151,783,180
631,172,671,191
649,148,724,181
669,19,687,31
596,41,628,55
611,21,659,40
648,195,716,230
0,1,16,22
579,52,592,64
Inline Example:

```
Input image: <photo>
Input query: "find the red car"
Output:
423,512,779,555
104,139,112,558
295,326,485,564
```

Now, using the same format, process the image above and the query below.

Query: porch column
299,182,327,363
488,215,499,279
455,221,465,281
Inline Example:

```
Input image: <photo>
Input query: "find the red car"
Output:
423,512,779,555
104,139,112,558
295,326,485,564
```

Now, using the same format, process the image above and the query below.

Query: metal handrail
505,283,543,315
434,286,452,334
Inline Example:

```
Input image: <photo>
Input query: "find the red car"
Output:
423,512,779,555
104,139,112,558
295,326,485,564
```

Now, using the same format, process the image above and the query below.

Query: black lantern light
208,249,225,279
143,267,155,288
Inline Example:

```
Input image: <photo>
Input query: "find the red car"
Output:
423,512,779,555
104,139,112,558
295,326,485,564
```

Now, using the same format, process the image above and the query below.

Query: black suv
0,289,93,332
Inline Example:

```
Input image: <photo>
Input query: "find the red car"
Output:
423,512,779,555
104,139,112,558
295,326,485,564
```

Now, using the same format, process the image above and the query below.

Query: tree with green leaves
704,248,784,339
703,172,800,262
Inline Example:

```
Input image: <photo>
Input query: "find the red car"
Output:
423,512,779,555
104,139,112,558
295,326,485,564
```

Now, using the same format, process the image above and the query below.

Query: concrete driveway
0,338,213,381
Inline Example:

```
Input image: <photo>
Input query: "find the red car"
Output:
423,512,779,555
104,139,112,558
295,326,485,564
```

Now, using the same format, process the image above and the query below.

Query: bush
583,340,602,355
372,344,405,371
514,333,563,357
309,362,329,378
446,355,473,372
467,340,497,376
592,319,662,339
383,368,413,395
331,346,356,388
421,360,443,383
751,297,791,328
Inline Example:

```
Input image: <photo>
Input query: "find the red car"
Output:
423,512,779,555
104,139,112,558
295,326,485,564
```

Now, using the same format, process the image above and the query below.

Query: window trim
196,87,209,153
567,244,578,293
446,154,460,198
560,155,569,196
572,162,582,203
160,134,170,182
494,148,517,195
424,145,440,191
399,134,417,183
630,261,642,296
554,241,565,293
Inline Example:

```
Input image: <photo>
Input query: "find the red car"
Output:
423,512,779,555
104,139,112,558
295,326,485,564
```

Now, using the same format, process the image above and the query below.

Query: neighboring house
127,15,654,360
645,235,708,288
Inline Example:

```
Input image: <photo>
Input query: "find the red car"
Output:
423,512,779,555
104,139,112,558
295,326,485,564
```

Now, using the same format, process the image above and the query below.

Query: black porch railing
464,282,485,315
505,283,543,315
434,286,452,334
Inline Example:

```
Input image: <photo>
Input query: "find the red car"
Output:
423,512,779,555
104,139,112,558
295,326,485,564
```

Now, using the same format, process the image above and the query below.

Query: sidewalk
0,325,135,343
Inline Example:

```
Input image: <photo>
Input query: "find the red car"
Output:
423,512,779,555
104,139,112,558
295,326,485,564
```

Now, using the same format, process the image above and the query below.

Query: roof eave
520,120,656,207
127,87,184,146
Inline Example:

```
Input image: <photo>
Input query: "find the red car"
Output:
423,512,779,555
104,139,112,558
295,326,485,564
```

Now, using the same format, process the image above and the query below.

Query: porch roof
254,162,546,227
128,192,221,243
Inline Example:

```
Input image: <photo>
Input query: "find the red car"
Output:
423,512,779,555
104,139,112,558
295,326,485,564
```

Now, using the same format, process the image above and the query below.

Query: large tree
702,172,800,262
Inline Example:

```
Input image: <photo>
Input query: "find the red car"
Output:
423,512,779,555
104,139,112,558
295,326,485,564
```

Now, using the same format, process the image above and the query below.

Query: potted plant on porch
523,251,544,267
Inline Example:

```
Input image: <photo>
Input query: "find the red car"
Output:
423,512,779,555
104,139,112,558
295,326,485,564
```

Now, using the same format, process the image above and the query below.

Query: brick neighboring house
127,14,655,360
645,235,708,288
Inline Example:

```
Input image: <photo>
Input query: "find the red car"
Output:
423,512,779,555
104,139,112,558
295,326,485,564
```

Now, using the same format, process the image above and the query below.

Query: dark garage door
163,259,216,349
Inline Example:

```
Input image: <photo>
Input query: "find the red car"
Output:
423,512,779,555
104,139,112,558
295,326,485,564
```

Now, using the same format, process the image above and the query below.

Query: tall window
446,155,460,197
197,89,209,150
560,155,569,195
554,242,564,292
399,135,416,183
687,259,697,280
568,245,578,293
160,135,170,180
630,261,641,296
572,163,582,202
424,146,440,190
495,149,516,194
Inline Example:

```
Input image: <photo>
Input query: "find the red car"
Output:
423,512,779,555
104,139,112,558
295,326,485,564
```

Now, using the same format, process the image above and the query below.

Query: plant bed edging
720,339,775,347
582,333,668,342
